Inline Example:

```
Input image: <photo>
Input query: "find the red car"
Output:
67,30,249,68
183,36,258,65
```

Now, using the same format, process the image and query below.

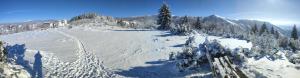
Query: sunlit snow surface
1,26,298,78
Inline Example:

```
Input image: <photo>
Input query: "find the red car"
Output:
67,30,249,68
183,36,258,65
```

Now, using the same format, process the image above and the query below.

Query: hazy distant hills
0,14,290,36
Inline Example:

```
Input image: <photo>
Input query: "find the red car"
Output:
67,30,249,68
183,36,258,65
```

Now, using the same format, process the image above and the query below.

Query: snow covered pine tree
194,17,202,30
259,22,268,35
291,24,298,40
157,2,172,30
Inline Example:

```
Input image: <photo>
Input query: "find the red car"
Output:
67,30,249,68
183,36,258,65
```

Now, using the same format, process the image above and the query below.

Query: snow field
3,26,297,78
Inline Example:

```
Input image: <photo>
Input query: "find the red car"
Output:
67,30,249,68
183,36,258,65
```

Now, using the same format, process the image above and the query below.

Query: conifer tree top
157,1,172,30
291,24,298,39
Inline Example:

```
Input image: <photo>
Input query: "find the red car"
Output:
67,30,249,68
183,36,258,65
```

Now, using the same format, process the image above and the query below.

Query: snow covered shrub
171,16,192,36
175,36,204,72
242,48,252,57
185,36,196,46
278,37,289,49
0,41,6,62
289,39,300,52
173,23,192,36
270,50,285,60
231,48,248,64
0,41,31,77
249,69,268,78
290,56,300,64
174,37,233,72
249,32,280,58
169,52,176,60
176,46,200,72
204,39,249,64
117,19,126,26
203,38,227,55
286,51,300,64
248,46,262,58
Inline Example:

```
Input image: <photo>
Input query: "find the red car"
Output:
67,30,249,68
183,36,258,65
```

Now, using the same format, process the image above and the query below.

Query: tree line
157,2,300,54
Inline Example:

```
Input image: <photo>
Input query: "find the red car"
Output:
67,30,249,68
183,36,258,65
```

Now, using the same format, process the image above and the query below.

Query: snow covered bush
117,19,128,27
172,16,192,36
204,39,227,56
278,36,289,49
248,46,262,58
285,50,300,64
169,52,176,60
0,62,31,78
174,37,235,72
173,23,192,35
0,41,6,62
289,39,300,52
289,55,300,64
174,36,204,72
231,48,248,64
0,41,30,78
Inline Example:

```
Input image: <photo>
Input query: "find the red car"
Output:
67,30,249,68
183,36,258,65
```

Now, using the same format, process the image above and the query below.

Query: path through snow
40,30,118,78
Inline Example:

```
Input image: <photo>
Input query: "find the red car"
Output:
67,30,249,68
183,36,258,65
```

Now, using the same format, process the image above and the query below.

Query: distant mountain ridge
0,20,58,25
120,14,287,35
0,14,288,36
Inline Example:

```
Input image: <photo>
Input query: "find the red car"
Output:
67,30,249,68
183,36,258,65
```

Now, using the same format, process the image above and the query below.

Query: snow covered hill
202,15,238,26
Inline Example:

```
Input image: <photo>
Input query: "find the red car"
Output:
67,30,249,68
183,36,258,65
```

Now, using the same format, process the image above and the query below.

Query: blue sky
0,0,299,25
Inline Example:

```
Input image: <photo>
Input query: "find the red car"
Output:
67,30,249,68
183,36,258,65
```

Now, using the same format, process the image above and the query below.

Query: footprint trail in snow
40,30,117,78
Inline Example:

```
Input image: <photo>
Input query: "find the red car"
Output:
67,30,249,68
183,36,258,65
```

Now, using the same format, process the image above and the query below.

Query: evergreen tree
157,3,172,30
291,24,298,39
251,24,258,33
194,17,202,29
181,16,188,24
275,30,280,39
271,26,275,34
279,37,289,48
259,22,268,35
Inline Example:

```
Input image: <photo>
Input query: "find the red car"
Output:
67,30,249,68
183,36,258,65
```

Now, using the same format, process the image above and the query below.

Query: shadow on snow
6,44,43,78
155,32,175,37
116,60,212,78
171,44,185,47
112,29,155,32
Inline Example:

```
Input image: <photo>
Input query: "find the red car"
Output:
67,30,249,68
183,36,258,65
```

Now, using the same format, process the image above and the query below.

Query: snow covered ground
242,52,300,78
1,25,299,77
